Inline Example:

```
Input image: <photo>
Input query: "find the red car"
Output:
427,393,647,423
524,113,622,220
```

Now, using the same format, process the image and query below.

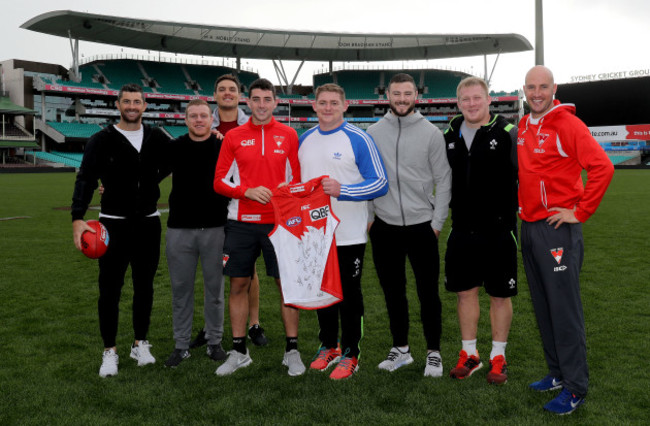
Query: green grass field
1,170,648,425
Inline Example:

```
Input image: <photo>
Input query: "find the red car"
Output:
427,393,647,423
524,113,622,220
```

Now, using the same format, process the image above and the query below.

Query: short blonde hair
456,77,489,99
315,83,346,103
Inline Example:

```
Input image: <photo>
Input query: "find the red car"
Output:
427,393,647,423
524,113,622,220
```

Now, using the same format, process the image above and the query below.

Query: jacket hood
211,107,249,128
522,99,576,134
382,110,427,127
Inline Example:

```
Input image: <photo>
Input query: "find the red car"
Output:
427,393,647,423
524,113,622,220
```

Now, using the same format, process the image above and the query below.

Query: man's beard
120,111,142,124
389,102,415,117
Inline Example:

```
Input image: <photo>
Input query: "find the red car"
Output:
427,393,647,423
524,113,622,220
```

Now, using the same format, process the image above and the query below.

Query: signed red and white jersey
269,176,342,310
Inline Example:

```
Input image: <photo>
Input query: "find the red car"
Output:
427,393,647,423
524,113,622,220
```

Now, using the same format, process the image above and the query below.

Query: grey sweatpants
166,227,225,349
521,220,588,397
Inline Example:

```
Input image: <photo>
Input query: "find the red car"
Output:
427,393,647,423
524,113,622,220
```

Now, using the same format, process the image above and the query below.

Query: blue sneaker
530,374,562,391
543,388,584,415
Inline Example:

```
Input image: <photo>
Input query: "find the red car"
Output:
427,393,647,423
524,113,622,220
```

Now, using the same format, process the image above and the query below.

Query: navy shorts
444,227,518,298
223,220,279,278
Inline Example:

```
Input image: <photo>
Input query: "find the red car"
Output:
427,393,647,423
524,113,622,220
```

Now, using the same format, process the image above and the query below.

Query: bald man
518,65,614,415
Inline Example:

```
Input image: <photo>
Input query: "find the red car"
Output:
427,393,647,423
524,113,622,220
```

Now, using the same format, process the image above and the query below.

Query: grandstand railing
79,53,258,74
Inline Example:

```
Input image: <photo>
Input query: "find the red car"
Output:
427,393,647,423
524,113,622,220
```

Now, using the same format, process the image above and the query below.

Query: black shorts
444,227,518,298
223,220,279,278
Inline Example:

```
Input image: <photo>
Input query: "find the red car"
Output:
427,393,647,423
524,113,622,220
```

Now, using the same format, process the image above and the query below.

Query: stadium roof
0,97,37,115
22,10,532,62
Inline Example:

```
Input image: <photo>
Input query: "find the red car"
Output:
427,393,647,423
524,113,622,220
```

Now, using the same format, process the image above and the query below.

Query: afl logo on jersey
310,205,330,221
286,216,302,227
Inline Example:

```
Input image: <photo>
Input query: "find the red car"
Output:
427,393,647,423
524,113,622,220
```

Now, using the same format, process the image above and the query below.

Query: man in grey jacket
367,73,451,377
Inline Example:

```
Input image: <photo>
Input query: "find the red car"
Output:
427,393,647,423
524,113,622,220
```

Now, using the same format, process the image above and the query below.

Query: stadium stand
184,64,236,96
163,126,188,139
95,60,153,92
333,70,381,99
52,151,84,163
1,121,32,138
46,122,102,139
59,65,106,89
422,70,466,98
607,154,639,165
33,151,82,167
140,61,195,95
313,68,469,99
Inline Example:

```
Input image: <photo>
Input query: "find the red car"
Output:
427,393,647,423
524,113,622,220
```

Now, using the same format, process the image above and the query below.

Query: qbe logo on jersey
309,205,330,221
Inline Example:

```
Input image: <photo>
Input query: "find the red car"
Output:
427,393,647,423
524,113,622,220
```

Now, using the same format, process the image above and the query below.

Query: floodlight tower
535,0,544,65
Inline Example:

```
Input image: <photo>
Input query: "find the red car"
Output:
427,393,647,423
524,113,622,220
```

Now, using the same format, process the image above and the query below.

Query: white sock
490,341,507,360
397,345,410,353
461,339,477,356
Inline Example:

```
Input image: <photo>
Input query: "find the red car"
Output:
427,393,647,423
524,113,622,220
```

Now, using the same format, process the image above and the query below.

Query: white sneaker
215,350,253,376
282,349,306,376
424,351,443,377
130,340,156,366
99,348,119,377
377,347,414,372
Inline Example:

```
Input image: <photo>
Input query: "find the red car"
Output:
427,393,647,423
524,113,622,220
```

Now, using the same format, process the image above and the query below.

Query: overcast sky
3,0,649,92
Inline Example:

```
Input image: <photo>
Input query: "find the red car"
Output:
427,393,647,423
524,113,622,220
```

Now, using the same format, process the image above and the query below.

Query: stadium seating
184,65,235,96
313,69,466,99
140,61,195,95
335,71,381,99
33,151,81,168
59,65,106,89
313,73,334,89
421,70,464,98
163,126,189,138
607,154,639,165
96,60,153,92
52,151,84,163
46,122,103,139
383,70,421,92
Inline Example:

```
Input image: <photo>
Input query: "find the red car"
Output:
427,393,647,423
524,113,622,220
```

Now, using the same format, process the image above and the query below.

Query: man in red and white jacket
518,66,614,415
213,78,304,377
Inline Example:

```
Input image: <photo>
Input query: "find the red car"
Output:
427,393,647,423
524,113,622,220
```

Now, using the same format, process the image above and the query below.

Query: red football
80,220,109,259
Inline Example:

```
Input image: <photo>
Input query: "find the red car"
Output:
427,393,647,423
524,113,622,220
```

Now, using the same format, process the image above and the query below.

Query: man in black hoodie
71,84,168,378
161,99,229,368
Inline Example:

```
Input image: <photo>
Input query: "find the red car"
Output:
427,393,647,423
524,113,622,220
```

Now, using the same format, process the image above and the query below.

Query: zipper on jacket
465,126,477,194
261,125,265,156
396,118,406,226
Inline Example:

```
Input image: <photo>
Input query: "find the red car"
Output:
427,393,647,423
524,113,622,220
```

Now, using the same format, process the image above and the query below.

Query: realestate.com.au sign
590,124,650,142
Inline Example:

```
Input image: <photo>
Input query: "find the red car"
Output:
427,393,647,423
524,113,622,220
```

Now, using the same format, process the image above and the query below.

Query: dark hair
214,74,241,93
248,78,276,98
118,83,145,101
388,73,417,92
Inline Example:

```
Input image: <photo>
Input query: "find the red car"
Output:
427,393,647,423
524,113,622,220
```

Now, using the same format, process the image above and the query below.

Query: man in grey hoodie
367,73,451,377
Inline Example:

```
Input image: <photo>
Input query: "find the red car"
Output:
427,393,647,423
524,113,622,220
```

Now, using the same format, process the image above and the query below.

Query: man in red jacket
213,78,304,376
518,66,614,415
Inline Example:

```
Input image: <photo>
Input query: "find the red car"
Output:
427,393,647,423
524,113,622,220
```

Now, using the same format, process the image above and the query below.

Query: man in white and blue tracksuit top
299,83,388,379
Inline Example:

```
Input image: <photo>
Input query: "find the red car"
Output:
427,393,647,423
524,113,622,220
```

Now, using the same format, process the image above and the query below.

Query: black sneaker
207,343,227,361
165,349,190,367
189,329,207,349
248,324,268,346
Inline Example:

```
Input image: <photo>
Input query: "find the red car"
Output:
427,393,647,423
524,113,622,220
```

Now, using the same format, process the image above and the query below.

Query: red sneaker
310,346,341,371
329,355,358,380
449,350,483,379
487,355,508,384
